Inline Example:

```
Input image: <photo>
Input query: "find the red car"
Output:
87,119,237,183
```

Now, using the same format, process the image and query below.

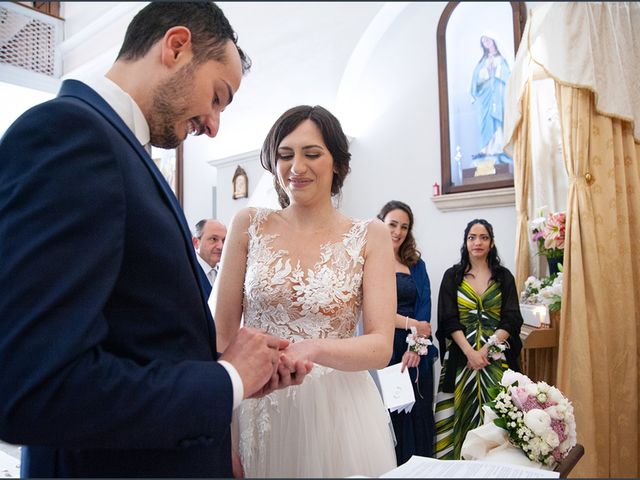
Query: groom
0,2,311,477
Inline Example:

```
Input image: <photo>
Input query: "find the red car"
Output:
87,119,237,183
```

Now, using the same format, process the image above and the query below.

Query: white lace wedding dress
237,208,397,478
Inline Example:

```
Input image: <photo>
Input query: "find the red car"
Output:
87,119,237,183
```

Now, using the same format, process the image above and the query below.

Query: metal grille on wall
0,3,62,78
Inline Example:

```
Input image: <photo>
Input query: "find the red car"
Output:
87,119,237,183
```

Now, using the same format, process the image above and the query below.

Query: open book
380,455,559,478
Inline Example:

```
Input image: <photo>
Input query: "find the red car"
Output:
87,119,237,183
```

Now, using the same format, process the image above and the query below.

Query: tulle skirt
238,367,397,478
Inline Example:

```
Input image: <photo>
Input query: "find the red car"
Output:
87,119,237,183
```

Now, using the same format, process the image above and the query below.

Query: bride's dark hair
260,105,351,208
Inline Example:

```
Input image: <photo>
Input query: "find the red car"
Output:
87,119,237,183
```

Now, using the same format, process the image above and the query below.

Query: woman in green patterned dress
434,219,523,459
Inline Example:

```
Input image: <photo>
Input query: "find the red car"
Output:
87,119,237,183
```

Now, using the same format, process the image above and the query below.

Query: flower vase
547,255,563,276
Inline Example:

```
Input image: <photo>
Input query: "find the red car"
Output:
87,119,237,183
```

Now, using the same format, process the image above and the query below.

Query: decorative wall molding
431,187,516,212
207,149,260,169
0,63,60,92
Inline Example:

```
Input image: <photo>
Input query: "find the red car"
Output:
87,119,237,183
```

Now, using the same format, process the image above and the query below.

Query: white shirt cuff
218,360,244,410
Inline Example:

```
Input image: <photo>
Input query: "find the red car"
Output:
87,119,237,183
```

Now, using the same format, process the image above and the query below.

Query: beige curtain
509,80,532,291
503,3,640,476
556,85,640,477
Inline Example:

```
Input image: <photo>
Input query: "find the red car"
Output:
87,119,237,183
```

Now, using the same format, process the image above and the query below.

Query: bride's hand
281,339,317,366
232,448,244,478
248,350,314,398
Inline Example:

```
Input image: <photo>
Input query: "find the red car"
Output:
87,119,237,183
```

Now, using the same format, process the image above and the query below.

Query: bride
213,105,398,477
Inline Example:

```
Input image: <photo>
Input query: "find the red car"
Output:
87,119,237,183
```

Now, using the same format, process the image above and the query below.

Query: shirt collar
80,74,150,147
195,251,215,275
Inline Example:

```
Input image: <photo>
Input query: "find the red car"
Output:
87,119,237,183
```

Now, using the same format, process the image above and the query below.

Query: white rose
544,431,560,448
560,433,576,453
539,442,552,456
528,437,544,456
547,386,564,403
550,283,563,296
544,405,564,420
539,288,556,303
523,409,551,437
553,272,563,286
501,369,531,387
525,383,539,396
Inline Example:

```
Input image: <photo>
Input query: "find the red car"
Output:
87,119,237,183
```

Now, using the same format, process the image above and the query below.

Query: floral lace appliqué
242,208,369,343
238,208,371,465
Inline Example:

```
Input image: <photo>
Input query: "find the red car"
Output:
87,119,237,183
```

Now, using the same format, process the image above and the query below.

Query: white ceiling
1,2,387,152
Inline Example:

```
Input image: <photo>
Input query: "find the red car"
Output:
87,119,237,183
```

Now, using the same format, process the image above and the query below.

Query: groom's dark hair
116,2,251,73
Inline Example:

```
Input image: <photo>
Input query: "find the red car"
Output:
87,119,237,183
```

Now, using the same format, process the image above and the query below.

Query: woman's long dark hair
377,200,421,267
452,218,503,285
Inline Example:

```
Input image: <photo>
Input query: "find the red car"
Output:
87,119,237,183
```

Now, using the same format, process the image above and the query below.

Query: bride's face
276,119,334,205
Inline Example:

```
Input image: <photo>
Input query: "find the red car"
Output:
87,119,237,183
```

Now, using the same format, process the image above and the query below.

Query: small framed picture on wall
232,165,249,200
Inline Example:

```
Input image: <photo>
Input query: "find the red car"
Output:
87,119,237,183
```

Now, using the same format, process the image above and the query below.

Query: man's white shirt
196,253,217,286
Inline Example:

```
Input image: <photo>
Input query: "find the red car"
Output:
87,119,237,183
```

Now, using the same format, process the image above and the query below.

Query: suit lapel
58,80,216,346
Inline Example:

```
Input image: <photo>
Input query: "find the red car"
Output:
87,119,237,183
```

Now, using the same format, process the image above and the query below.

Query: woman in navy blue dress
377,201,437,463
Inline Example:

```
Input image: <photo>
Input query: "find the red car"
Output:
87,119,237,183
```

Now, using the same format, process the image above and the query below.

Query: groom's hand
220,327,288,399
248,354,313,399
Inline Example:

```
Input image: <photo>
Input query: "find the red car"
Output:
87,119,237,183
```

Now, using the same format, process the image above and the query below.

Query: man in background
0,2,310,477
193,219,227,287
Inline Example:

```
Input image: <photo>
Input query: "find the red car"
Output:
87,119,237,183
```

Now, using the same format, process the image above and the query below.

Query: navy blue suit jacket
0,80,233,477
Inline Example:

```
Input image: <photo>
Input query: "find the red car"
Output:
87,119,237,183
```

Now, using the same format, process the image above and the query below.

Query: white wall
189,2,519,327
1,1,524,326
339,2,518,326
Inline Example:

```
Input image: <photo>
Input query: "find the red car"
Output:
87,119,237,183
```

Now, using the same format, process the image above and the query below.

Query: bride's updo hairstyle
260,105,352,208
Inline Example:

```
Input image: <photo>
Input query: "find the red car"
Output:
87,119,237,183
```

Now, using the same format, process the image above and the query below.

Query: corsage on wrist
405,326,431,356
487,334,509,361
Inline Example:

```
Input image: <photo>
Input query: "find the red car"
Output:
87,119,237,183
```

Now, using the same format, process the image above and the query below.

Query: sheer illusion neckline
260,218,363,275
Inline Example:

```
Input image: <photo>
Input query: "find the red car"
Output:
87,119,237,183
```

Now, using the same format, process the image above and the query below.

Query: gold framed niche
436,1,527,194
232,165,249,200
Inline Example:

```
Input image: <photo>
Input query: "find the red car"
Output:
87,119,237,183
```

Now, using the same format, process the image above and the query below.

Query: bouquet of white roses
521,272,563,312
487,370,577,469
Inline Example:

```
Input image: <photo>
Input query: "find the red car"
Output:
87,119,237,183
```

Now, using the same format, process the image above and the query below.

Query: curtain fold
505,3,640,145
510,80,531,291
556,84,640,478
504,4,640,475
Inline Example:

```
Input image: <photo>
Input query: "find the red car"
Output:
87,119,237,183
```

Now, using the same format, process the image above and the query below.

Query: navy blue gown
388,273,436,463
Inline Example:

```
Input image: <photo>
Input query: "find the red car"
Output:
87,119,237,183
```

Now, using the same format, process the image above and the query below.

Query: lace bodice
243,208,370,342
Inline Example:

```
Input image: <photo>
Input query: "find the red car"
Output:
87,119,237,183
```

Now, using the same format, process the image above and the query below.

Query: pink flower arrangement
488,370,577,469
530,210,566,260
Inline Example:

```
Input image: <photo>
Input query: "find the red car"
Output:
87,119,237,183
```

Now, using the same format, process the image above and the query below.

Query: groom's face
147,41,243,149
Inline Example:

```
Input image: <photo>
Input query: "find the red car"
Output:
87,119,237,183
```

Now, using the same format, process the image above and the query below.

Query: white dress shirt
196,253,217,286
80,74,244,409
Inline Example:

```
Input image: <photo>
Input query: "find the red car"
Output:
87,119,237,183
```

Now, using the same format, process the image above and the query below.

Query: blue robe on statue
470,54,511,162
